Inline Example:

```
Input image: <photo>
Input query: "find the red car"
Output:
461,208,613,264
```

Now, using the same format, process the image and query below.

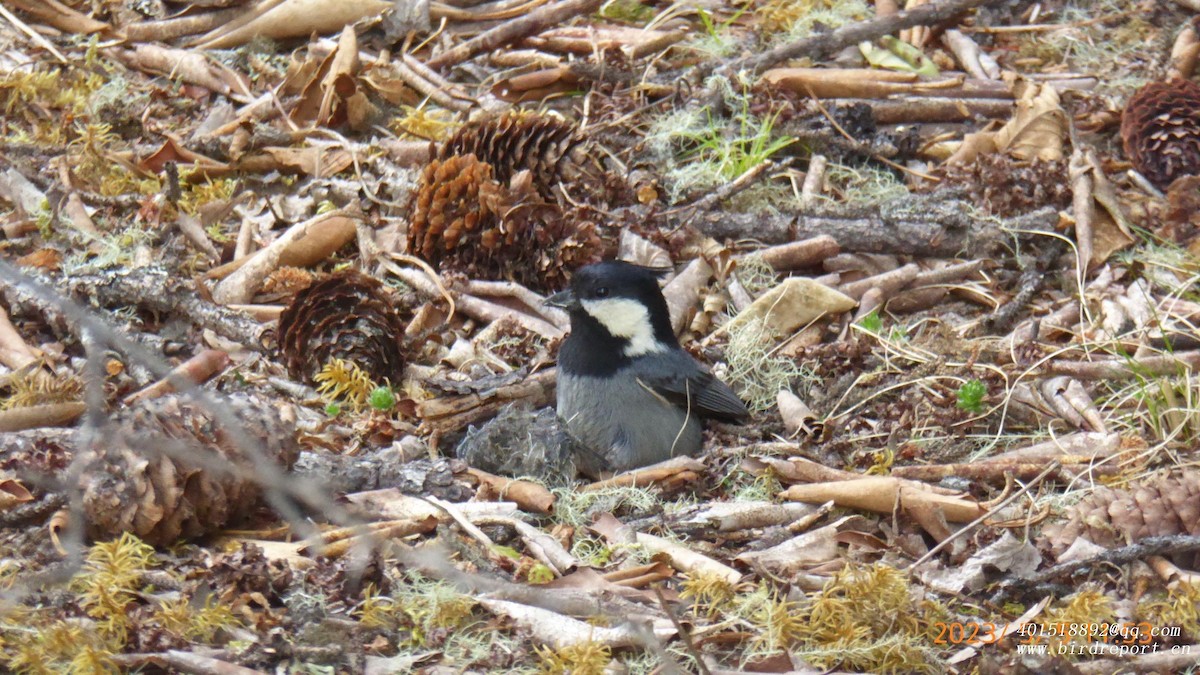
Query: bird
547,260,750,477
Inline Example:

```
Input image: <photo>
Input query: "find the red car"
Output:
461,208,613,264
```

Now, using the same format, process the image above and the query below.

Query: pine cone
1041,471,1200,563
1121,79,1200,189
439,111,597,200
407,154,602,291
1163,175,1200,244
276,270,407,384
937,155,1072,217
409,154,508,257
78,394,299,546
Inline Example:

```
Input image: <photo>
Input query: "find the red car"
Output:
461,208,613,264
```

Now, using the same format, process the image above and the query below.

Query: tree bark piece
417,369,557,434
687,191,1011,255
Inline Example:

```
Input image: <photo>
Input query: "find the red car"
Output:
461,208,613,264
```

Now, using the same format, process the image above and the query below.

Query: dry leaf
7,0,108,34
916,531,1041,593
636,532,741,584
777,389,819,438
111,45,251,100
780,476,994,523
735,516,856,574
478,597,675,649
0,474,33,512
193,0,392,49
727,278,857,336
617,229,671,271
761,67,927,98
993,82,1067,161
1070,147,1134,269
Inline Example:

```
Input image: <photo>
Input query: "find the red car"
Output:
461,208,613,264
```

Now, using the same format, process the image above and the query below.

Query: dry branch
706,0,1002,81
748,235,840,272
996,535,1200,598
0,267,261,358
417,368,557,432
685,191,1023,255
426,0,603,69
1045,351,1200,380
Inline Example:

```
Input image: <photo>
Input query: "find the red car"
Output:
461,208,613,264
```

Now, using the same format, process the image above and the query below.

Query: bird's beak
545,288,579,310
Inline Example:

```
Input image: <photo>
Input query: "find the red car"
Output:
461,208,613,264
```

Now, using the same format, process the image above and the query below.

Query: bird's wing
636,354,749,424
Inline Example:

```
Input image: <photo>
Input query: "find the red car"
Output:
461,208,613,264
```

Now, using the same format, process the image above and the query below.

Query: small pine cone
1121,79,1200,189
409,154,506,257
1163,175,1200,244
1041,471,1200,563
276,270,407,384
439,111,599,200
262,266,316,298
937,155,1072,216
78,394,299,546
543,211,604,289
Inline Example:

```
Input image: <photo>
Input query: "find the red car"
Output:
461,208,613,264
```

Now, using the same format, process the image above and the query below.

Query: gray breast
556,370,703,476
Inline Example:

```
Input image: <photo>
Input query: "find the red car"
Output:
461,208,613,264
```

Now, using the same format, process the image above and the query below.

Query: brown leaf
7,0,108,34
0,475,33,512
993,82,1066,161
193,0,392,49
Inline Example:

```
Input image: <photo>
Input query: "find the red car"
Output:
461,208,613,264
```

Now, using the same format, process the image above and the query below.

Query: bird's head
546,261,676,357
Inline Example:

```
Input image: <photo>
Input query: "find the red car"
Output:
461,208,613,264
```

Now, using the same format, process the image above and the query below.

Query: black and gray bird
547,261,750,477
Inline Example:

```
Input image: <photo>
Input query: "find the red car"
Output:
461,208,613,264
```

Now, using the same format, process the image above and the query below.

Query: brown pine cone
439,111,598,200
1041,471,1200,563
409,154,508,257
937,155,1072,216
1121,79,1200,189
1162,175,1200,244
78,393,299,546
276,270,408,384
407,154,602,291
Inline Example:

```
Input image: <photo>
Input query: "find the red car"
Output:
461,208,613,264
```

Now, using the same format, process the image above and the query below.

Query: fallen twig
747,235,840,272
1045,351,1200,380
907,461,1060,570
703,0,1002,84
992,535,1200,603
426,0,603,70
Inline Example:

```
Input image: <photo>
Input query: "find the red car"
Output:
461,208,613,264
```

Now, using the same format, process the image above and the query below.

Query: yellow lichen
0,368,82,411
391,104,457,141
534,640,611,675
71,532,157,643
681,571,741,617
314,358,377,411
154,595,242,643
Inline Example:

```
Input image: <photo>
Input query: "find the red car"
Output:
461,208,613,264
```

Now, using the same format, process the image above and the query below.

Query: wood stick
1045,351,1200,380
709,0,1000,80
686,191,1026,255
123,7,242,42
426,0,602,69
839,263,920,301
750,235,840,272
122,350,231,406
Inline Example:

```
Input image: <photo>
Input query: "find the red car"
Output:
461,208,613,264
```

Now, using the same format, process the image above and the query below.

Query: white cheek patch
581,298,668,357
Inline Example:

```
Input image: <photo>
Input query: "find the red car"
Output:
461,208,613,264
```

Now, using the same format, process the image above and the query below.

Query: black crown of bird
548,260,749,477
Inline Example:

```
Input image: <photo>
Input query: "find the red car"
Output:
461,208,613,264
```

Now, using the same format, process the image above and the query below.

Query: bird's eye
594,287,609,298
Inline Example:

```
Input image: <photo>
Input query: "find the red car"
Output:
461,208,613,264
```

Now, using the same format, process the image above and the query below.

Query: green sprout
599,0,654,24
956,380,987,414
856,309,883,334
368,386,396,412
